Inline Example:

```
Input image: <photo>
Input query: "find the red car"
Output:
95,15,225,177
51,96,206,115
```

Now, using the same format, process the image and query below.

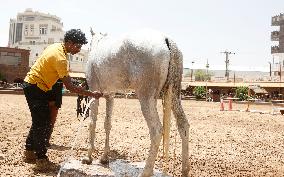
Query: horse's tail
162,38,189,176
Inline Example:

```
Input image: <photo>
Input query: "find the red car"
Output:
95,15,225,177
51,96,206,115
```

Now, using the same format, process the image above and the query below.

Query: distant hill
211,70,269,80
183,69,271,82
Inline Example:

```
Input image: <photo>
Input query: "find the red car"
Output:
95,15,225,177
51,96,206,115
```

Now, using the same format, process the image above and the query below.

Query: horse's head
89,27,108,49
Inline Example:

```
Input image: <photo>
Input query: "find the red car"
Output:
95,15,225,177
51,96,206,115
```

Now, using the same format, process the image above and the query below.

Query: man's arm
61,75,102,98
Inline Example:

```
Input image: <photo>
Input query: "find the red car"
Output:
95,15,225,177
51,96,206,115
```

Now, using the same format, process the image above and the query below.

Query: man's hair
64,29,88,44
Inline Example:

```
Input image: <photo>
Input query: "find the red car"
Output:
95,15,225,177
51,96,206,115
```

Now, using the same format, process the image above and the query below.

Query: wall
0,47,30,82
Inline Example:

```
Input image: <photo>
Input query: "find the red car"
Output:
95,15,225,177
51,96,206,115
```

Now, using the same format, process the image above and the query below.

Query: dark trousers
23,82,51,159
47,80,63,108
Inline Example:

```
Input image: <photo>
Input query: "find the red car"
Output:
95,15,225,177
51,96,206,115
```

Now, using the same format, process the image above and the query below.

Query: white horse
82,28,189,177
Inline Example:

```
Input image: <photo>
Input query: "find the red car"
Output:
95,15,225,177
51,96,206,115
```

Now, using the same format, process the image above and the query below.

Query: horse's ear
90,27,95,36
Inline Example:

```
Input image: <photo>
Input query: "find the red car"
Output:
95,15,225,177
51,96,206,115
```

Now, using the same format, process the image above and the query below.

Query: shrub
235,86,249,101
194,69,212,81
193,86,206,99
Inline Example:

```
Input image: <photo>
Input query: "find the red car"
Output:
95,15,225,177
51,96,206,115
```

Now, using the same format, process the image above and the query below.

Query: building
271,13,284,77
8,8,88,73
8,8,64,66
69,49,89,73
0,47,30,83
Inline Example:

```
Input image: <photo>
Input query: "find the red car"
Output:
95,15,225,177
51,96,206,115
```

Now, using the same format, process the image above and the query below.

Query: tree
194,69,212,81
235,86,249,101
193,86,206,99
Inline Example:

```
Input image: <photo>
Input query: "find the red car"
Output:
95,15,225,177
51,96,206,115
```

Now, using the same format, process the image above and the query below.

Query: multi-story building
271,13,284,77
8,8,88,73
9,8,64,66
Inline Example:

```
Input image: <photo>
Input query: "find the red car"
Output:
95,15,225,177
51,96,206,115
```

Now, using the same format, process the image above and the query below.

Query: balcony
271,45,280,54
271,31,280,41
271,13,284,26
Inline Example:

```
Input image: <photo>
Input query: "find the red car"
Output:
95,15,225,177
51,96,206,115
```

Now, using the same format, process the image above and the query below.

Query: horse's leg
100,96,114,164
138,97,162,177
82,99,99,164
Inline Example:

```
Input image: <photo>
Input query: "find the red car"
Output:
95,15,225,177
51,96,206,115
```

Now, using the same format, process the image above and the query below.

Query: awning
69,72,86,78
249,85,268,94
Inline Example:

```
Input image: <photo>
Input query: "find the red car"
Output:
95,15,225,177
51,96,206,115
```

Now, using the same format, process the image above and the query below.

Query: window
29,41,35,45
24,25,28,36
39,27,47,34
39,24,48,35
30,24,34,35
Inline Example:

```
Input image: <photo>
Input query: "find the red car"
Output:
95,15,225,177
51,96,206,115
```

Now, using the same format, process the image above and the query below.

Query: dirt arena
1,94,284,177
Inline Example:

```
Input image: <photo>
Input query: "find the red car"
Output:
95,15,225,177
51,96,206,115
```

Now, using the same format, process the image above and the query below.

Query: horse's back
87,29,171,95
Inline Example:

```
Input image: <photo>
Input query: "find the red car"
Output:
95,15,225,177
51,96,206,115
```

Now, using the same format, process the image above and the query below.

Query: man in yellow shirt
22,29,102,170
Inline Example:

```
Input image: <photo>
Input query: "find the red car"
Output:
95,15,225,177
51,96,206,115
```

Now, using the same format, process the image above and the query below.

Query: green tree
193,86,206,99
235,86,249,101
194,69,212,81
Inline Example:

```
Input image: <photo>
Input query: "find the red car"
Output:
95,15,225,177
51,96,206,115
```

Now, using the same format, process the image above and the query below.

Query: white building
8,8,88,73
271,13,284,78
69,49,89,73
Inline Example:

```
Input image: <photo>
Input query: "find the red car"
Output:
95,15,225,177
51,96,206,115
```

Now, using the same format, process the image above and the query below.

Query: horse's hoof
99,157,109,164
81,157,92,165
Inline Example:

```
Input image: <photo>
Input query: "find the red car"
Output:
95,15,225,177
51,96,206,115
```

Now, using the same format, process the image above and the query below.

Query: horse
82,28,189,177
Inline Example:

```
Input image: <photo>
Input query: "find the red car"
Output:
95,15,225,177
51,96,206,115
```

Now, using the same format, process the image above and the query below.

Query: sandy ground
1,94,284,177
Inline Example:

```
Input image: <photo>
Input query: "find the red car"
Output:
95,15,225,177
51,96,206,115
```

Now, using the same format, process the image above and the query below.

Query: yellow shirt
24,43,69,92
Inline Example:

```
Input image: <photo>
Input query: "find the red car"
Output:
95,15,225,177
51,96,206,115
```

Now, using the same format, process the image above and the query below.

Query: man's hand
92,91,103,99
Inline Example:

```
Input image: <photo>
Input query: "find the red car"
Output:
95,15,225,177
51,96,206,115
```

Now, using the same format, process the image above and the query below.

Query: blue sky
1,0,284,71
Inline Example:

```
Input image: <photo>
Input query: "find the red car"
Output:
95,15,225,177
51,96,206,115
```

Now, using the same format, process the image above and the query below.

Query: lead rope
57,98,96,177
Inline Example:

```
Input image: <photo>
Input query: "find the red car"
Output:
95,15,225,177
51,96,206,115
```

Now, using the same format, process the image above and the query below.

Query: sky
1,0,284,71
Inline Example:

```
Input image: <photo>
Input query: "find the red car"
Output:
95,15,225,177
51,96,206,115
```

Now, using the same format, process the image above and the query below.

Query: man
22,29,102,170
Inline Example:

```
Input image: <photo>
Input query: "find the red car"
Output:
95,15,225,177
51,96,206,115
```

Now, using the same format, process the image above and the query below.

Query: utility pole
205,59,209,101
206,59,209,75
268,62,272,78
190,61,195,82
221,51,235,81
280,63,282,98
